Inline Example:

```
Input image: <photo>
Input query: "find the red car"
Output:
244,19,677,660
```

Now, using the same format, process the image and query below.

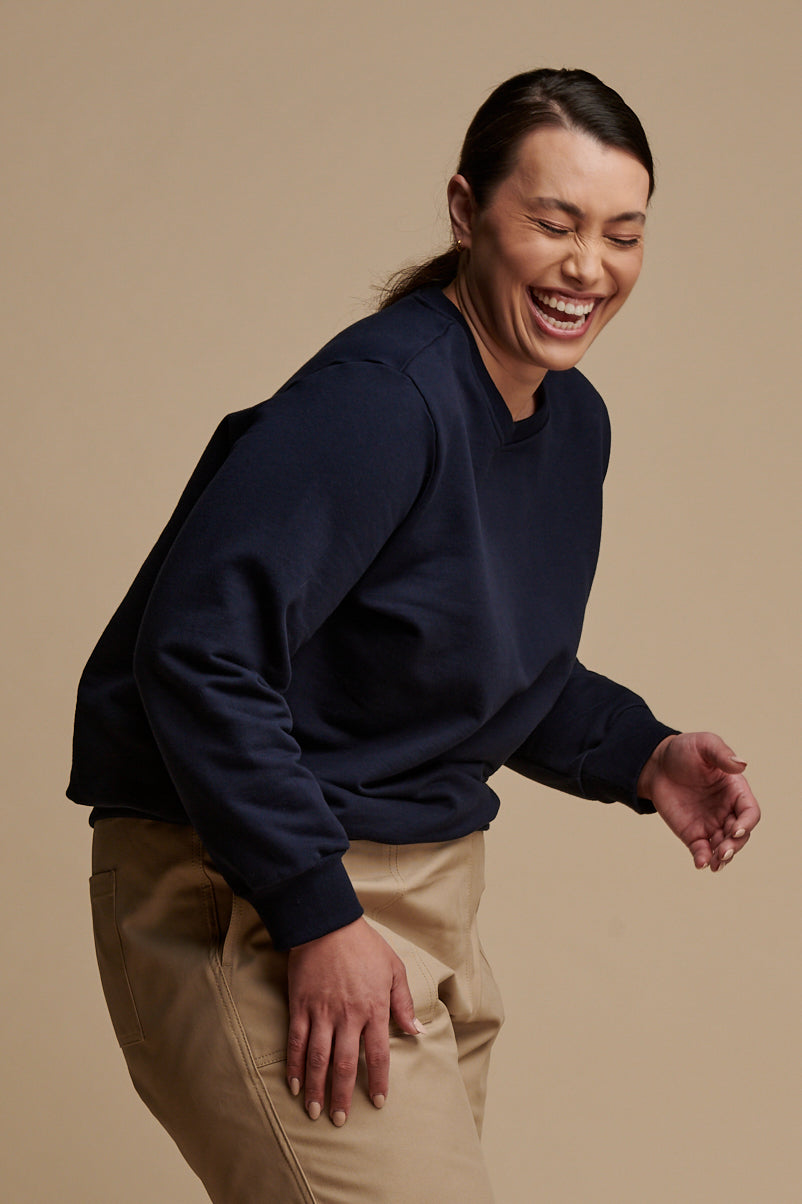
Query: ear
447,174,477,248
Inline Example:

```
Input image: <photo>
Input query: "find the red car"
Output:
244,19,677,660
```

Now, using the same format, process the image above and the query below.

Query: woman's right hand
286,917,424,1125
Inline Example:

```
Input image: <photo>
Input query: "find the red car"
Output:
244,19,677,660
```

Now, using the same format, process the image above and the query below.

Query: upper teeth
533,290,596,317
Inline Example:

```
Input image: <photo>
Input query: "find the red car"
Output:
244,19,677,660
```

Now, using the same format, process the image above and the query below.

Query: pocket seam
89,869,145,1047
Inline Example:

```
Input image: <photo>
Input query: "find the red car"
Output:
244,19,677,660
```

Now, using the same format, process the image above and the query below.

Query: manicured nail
331,1110,347,1127
733,828,746,839
372,1093,386,1109
307,1101,322,1120
413,1019,426,1034
288,1077,301,1097
722,848,734,863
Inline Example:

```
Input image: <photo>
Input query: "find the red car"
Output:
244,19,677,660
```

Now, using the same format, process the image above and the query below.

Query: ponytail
376,246,461,311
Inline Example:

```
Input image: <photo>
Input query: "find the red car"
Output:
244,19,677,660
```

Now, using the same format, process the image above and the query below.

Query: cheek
602,264,642,322
620,257,644,298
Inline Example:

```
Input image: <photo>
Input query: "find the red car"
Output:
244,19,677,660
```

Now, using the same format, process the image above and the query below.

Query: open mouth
529,288,598,335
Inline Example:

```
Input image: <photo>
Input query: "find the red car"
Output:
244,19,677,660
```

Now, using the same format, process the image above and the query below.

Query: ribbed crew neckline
414,286,552,445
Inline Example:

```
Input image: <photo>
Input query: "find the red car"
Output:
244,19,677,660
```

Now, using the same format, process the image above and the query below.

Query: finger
708,823,728,858
717,788,761,855
304,1023,335,1120
724,812,750,840
286,1014,310,1098
717,816,752,849
389,959,424,1037
328,1027,362,1125
715,802,758,855
712,832,750,867
731,786,761,831
711,845,734,870
710,823,742,868
363,1016,391,1108
688,836,712,870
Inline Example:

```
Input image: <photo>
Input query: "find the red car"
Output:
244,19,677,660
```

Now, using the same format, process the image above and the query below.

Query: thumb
389,961,425,1036
698,731,748,775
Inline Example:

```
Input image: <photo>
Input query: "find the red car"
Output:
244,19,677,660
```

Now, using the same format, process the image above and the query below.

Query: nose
562,237,604,289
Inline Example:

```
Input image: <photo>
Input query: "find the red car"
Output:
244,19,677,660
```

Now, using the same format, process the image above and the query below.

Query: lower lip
527,290,598,341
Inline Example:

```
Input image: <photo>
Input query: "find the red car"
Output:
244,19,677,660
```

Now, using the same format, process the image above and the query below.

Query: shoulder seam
275,357,442,518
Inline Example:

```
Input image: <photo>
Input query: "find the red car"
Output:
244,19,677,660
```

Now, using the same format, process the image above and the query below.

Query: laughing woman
69,68,760,1204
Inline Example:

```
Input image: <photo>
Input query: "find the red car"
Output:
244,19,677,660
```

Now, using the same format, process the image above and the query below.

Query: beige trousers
90,818,504,1203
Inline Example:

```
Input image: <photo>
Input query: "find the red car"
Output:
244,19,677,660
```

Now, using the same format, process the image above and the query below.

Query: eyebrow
531,196,647,224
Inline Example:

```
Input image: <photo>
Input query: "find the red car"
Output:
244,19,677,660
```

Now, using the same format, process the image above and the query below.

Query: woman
69,69,760,1203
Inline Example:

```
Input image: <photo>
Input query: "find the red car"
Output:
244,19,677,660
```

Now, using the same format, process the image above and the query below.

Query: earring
455,238,464,251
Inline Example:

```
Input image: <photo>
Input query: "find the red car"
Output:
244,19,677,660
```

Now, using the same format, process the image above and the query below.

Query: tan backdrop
3,2,799,1201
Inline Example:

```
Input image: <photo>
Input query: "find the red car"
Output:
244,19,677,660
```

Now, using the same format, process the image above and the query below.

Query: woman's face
447,125,651,412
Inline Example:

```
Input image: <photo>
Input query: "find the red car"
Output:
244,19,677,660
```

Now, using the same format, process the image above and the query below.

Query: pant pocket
89,869,144,1047
219,893,290,1067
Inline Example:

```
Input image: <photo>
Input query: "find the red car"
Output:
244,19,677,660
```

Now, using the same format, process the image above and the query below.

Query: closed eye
536,220,570,236
607,235,641,248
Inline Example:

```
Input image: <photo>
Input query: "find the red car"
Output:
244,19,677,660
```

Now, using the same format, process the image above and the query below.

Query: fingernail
730,755,747,765
372,1093,386,1109
331,1110,347,1127
307,1101,321,1120
413,1019,426,1035
722,848,734,863
733,828,746,839
289,1077,301,1097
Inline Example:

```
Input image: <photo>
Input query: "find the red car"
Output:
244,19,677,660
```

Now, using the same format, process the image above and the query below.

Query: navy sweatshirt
68,287,674,948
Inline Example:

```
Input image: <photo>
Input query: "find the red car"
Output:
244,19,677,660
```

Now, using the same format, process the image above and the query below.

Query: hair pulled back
378,68,654,310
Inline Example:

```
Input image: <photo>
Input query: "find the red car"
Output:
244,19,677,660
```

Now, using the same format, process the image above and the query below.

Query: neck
443,278,544,421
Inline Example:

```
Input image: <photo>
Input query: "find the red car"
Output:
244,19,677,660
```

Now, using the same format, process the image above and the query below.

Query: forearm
507,660,677,811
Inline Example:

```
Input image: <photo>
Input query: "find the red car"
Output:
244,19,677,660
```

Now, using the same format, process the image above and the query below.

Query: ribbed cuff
581,708,679,814
250,854,364,951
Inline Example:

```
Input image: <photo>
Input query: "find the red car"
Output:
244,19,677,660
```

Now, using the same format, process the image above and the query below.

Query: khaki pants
90,818,503,1203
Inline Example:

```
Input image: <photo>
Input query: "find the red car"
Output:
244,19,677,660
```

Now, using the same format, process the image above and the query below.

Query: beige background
3,1,800,1201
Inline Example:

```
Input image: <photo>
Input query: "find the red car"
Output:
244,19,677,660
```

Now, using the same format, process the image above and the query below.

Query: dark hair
378,68,654,309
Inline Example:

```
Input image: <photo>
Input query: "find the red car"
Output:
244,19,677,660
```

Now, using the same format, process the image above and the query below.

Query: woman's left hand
637,732,760,871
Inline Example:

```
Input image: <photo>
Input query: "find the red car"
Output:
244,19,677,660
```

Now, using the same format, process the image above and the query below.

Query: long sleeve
71,289,666,940
506,660,677,813
132,362,436,948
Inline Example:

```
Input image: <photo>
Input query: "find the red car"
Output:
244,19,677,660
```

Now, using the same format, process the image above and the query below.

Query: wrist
636,734,677,800
290,916,365,953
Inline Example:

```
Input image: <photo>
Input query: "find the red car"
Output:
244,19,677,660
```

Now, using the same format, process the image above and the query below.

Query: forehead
502,125,650,213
